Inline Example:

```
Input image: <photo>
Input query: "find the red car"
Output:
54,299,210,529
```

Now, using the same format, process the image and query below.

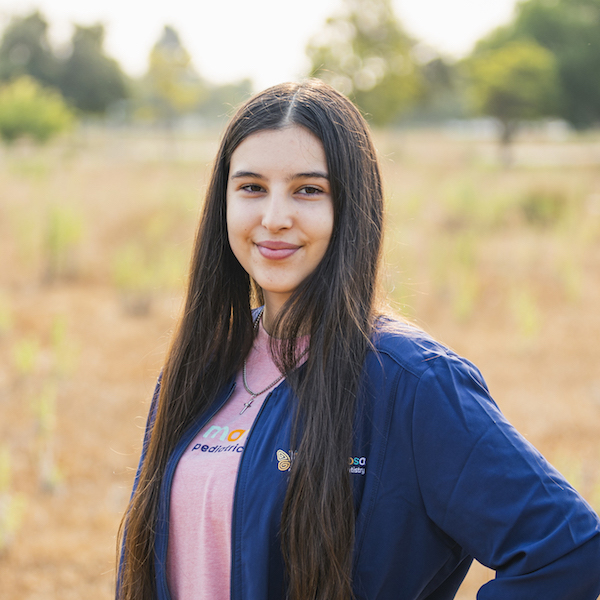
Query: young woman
117,80,600,600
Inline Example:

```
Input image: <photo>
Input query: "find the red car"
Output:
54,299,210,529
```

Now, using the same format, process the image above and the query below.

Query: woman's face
226,125,334,326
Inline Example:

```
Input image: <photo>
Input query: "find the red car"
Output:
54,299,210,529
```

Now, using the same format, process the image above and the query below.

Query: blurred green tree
58,24,128,114
199,79,253,122
307,0,421,126
408,51,467,123
0,76,74,144
473,0,600,129
143,25,207,124
0,11,59,87
465,40,559,163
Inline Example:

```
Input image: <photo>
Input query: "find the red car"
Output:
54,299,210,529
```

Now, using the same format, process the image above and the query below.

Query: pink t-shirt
166,320,285,600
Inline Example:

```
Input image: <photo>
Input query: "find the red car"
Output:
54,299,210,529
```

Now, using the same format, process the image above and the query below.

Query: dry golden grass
1,127,599,599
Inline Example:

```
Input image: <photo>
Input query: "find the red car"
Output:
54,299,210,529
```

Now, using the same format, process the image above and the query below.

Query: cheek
315,204,334,247
226,203,251,265
226,207,239,257
226,198,240,240
228,217,249,244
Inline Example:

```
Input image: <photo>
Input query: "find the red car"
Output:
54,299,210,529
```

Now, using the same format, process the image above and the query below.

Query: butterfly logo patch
276,449,292,471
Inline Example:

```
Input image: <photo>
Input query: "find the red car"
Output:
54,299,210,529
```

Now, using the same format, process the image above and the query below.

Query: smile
256,241,300,260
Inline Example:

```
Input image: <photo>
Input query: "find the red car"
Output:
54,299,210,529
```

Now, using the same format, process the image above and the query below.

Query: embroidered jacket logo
348,456,367,475
277,450,292,471
276,450,366,475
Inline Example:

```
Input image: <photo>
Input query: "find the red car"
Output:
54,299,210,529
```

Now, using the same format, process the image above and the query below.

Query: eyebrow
230,170,329,181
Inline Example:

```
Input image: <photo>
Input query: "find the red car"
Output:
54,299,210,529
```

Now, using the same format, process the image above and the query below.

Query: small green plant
7,156,51,181
429,231,480,321
154,246,187,290
510,287,542,339
111,243,156,316
519,188,568,228
0,446,26,555
451,268,480,323
9,206,43,270
0,76,74,144
12,337,40,377
43,205,84,283
32,383,61,492
112,242,187,315
50,315,78,377
557,254,583,303
441,181,479,231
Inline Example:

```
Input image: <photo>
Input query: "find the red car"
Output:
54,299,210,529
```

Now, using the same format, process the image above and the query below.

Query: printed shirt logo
202,425,246,442
190,425,249,455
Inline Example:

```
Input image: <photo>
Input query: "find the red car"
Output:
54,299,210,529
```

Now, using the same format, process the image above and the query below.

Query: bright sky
0,0,518,90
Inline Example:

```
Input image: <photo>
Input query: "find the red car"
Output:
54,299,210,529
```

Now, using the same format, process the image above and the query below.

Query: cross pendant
240,397,256,415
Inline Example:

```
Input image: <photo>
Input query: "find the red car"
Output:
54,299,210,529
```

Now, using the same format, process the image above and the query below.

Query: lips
256,240,300,260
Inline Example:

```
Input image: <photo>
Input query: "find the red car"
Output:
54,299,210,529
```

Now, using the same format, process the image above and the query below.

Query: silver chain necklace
239,308,308,415
240,308,284,414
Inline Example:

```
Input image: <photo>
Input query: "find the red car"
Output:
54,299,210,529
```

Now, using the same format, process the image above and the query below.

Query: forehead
229,126,327,174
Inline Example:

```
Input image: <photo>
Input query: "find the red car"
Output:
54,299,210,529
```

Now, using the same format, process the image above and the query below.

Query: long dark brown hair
117,79,384,600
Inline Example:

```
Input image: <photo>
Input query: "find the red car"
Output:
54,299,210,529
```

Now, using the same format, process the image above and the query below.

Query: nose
261,189,293,232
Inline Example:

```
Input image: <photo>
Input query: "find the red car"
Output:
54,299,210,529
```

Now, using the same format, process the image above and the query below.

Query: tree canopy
59,24,128,114
142,25,206,123
0,12,127,115
307,0,421,126
473,0,600,128
467,40,558,139
0,11,58,86
465,40,559,163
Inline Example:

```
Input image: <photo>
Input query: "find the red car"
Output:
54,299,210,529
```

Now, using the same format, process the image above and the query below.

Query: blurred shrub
111,244,157,316
32,382,60,492
510,287,541,338
44,206,84,283
111,242,186,316
12,337,40,377
50,315,78,377
519,188,568,227
0,76,74,144
429,231,481,321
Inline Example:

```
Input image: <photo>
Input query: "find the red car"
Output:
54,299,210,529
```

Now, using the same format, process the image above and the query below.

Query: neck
261,310,276,337
259,302,310,339
261,295,285,336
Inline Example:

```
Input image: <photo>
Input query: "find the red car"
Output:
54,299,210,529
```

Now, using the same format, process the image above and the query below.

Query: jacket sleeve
411,355,600,600
116,374,162,598
130,373,162,496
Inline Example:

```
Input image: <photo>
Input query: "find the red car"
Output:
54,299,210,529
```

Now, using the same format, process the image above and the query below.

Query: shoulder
371,316,448,373
369,316,487,391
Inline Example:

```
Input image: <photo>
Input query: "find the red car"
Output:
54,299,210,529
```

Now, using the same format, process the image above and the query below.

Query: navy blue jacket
128,323,600,599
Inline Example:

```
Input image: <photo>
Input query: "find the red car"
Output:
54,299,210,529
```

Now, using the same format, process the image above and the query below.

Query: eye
240,183,264,193
298,185,323,196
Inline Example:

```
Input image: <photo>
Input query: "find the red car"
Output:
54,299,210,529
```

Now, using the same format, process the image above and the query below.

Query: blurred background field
1,127,600,598
2,0,600,597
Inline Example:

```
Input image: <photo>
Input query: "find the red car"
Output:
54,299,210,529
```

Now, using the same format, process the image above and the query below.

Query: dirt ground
1,129,599,599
